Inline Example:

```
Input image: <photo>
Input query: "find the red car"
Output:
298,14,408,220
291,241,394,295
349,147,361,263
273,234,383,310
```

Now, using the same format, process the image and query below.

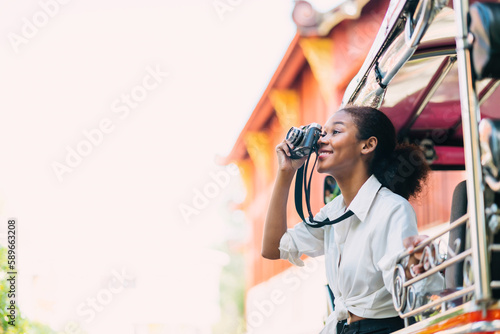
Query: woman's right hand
276,139,308,173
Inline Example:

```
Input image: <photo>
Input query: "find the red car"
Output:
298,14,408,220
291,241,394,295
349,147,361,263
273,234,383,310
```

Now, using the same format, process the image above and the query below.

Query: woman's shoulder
371,187,418,233
376,186,414,212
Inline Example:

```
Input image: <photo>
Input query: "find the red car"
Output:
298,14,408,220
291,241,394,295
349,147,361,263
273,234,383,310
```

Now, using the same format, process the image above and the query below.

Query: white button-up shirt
279,175,439,333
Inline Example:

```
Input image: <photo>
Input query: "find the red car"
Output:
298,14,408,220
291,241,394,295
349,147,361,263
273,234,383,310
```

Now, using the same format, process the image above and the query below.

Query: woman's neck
334,166,370,208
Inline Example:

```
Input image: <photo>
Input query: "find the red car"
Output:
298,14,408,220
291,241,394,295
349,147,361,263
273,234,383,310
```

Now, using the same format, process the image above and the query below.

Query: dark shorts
336,316,404,334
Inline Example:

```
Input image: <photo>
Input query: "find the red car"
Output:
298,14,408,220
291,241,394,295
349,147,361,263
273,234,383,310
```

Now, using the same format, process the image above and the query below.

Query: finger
277,142,291,157
403,235,429,252
282,142,291,157
414,235,429,246
403,236,416,250
413,252,423,261
412,263,424,275
409,264,417,277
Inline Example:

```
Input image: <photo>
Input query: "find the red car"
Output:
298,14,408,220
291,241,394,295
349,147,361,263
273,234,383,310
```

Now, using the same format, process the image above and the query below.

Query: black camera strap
294,152,354,228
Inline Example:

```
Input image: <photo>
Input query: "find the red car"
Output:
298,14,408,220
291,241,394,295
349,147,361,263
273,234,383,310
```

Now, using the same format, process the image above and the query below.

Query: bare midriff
347,311,365,324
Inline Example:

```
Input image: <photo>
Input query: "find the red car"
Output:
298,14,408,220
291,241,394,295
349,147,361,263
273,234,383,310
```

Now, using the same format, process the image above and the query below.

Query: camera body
286,123,322,159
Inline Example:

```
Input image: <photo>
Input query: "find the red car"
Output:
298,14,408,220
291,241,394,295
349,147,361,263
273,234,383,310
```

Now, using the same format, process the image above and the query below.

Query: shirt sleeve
279,208,327,266
374,201,419,293
375,200,444,296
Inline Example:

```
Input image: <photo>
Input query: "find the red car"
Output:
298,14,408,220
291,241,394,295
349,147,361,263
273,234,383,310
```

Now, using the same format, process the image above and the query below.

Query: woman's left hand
403,235,428,278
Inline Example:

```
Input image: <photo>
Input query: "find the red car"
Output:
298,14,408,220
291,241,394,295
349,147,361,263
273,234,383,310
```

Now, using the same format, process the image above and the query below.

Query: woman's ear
361,136,377,155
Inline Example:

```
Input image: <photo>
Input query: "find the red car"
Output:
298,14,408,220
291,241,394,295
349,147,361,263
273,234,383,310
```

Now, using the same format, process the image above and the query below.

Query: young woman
262,106,438,334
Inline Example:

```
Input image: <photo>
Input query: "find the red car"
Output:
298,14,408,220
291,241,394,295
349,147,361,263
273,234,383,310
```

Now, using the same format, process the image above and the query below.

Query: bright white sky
0,0,302,332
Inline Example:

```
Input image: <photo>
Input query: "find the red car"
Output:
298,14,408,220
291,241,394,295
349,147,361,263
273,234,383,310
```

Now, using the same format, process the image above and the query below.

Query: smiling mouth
319,151,332,158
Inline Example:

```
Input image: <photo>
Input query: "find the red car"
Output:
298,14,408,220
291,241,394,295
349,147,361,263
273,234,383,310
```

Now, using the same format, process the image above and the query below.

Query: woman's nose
317,132,328,145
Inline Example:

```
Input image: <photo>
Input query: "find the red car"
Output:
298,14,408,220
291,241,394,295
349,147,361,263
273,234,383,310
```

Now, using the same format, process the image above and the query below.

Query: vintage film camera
286,123,322,159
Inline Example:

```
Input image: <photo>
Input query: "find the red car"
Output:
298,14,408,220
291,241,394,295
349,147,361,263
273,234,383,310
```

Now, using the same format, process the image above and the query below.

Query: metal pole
452,0,491,302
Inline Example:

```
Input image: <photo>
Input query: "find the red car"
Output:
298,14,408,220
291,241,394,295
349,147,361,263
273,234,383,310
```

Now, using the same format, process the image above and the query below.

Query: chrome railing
392,213,474,321
341,0,448,108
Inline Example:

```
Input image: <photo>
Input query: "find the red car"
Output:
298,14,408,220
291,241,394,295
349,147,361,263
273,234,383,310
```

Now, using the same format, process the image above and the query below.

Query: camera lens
309,123,322,131
286,127,304,146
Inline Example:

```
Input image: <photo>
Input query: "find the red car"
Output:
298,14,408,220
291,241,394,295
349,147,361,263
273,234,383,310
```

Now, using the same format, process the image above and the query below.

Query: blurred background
0,1,465,333
0,0,296,333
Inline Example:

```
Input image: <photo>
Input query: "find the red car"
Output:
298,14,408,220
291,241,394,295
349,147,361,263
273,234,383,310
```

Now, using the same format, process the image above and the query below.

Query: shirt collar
345,175,382,222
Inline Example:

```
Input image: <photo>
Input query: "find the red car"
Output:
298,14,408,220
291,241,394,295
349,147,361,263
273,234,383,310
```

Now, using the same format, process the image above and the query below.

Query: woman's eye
332,130,340,135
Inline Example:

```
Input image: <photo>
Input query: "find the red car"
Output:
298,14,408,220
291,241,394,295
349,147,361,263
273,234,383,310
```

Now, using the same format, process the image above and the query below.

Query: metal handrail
404,249,472,288
453,0,491,303
489,244,500,252
398,213,469,261
405,0,433,48
390,209,482,321
402,286,475,319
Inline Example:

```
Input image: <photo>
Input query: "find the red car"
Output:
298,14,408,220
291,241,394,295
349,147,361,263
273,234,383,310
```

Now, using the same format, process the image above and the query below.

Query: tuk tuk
341,0,500,332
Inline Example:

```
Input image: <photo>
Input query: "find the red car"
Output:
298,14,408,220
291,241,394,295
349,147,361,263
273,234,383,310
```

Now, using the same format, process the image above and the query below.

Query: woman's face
316,110,367,175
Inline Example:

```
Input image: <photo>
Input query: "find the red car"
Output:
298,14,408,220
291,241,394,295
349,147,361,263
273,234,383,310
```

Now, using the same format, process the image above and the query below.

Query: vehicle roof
343,2,500,169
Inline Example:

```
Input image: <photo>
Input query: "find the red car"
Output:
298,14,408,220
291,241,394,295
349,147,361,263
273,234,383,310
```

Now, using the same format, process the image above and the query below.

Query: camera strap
294,152,354,228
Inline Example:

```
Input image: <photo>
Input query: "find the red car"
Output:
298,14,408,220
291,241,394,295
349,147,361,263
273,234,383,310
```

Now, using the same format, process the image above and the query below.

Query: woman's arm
261,140,306,259
376,202,444,294
262,170,294,259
